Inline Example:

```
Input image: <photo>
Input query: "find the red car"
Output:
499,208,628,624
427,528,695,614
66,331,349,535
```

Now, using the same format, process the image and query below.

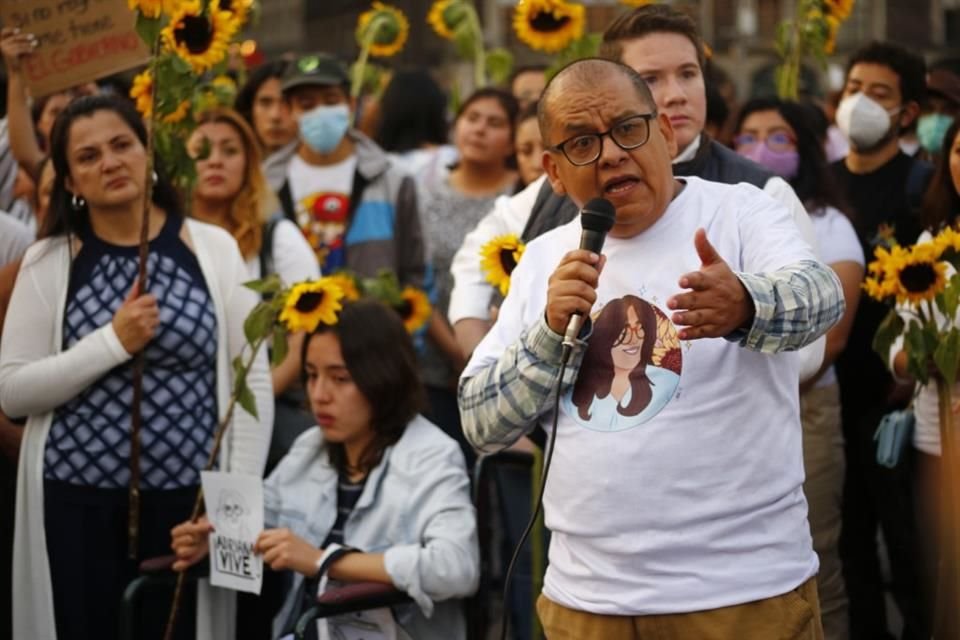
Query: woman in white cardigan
0,94,272,640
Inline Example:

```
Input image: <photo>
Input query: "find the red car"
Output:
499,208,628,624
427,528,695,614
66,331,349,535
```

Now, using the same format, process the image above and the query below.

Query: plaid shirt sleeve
458,315,586,454
729,259,845,353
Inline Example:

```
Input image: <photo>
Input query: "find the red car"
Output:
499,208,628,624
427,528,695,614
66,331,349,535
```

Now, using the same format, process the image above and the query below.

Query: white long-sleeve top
0,218,273,640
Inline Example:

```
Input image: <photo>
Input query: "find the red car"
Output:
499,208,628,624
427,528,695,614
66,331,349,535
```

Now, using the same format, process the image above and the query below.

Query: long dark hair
375,69,449,153
572,296,657,421
922,119,960,231
735,97,848,216
42,94,181,238
234,59,289,134
301,300,426,475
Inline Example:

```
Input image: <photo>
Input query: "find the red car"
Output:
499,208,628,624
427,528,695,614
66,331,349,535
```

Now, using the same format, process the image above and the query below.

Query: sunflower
128,0,181,19
395,287,431,333
279,279,345,333
513,0,585,54
162,1,239,74
325,272,362,301
357,2,409,58
427,0,466,40
130,69,154,118
933,226,960,260
868,243,949,305
862,274,898,302
619,0,653,6
894,255,947,305
216,0,252,27
480,234,526,296
823,0,854,21
162,100,191,124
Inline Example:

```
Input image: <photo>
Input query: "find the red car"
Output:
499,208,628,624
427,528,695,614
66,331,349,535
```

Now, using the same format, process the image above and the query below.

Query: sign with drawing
201,471,264,595
1,0,149,97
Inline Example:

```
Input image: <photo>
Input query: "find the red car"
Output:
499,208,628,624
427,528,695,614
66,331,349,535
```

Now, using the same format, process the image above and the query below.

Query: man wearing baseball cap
276,52,427,291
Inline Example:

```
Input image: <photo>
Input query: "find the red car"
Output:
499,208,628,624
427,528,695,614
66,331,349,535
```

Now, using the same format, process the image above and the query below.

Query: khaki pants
537,577,824,640
800,383,849,640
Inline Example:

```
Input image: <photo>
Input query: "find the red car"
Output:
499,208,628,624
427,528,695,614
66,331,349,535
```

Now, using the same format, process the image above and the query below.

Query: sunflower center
529,10,571,32
499,248,518,274
218,0,231,9
899,263,937,293
396,300,413,319
174,14,215,54
295,291,325,312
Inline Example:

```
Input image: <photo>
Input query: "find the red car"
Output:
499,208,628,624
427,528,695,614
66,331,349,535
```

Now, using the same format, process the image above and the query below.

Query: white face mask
836,92,902,151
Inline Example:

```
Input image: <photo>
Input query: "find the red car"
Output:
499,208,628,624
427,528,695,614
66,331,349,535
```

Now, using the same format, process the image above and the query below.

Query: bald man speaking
459,59,843,640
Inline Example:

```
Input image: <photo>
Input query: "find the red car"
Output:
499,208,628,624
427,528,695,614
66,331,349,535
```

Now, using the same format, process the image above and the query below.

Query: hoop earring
152,170,158,185
71,194,86,210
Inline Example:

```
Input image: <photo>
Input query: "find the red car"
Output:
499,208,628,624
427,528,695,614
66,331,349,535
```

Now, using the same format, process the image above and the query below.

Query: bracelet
314,543,359,579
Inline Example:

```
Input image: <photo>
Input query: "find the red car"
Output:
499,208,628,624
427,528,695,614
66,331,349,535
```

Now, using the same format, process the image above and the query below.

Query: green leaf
236,381,259,420
935,327,960,387
135,14,163,47
485,48,514,87
171,55,193,75
944,274,960,320
271,325,289,367
243,302,276,346
244,274,282,295
872,309,904,364
905,321,930,385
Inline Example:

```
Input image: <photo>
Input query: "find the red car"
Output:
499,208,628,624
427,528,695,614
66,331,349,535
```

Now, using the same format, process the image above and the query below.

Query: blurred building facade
244,0,960,100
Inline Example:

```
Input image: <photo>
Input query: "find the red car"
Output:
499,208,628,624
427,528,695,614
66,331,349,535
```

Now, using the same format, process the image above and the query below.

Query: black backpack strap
278,181,296,223
346,169,370,220
258,212,285,299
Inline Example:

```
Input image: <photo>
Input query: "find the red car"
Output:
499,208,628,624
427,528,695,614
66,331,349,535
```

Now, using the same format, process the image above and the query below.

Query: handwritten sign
201,471,264,595
1,0,150,98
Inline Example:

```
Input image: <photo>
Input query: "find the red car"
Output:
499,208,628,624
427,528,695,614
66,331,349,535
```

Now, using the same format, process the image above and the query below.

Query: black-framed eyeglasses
549,113,658,166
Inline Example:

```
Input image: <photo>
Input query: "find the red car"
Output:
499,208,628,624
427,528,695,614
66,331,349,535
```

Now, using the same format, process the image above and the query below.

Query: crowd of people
0,2,958,639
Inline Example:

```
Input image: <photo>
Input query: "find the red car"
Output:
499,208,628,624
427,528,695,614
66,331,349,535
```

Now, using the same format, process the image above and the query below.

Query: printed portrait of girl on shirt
564,295,681,432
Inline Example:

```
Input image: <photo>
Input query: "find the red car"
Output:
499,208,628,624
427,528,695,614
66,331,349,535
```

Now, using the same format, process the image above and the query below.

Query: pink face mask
737,143,800,180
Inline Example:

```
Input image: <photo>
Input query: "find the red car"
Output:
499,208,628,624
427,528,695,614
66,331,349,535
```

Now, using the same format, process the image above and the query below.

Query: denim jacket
264,416,479,639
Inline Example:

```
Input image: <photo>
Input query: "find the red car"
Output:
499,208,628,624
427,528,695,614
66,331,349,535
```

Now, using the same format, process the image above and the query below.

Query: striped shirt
322,473,367,547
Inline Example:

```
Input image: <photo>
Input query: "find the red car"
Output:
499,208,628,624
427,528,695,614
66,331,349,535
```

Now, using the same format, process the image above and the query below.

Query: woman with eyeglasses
734,97,863,640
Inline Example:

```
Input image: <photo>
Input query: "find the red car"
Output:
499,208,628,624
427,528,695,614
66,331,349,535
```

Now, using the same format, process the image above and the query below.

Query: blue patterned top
44,214,219,489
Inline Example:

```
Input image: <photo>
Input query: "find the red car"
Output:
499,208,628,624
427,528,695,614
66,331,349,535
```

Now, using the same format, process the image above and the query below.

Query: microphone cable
497,342,574,640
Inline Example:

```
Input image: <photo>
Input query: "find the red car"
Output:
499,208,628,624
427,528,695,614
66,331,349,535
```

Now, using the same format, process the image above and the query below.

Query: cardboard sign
1,0,150,98
201,471,264,595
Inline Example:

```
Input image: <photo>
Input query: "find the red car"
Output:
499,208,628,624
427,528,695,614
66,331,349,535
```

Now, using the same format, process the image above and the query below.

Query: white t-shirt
286,153,358,273
465,177,819,615
809,206,864,388
243,218,321,284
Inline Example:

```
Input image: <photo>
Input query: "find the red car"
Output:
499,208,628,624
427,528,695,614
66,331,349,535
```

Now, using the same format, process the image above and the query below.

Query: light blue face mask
298,103,351,154
917,113,954,154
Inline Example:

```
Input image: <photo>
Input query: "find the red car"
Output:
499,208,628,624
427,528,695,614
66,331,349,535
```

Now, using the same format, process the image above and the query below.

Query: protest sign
1,0,149,97
201,470,264,595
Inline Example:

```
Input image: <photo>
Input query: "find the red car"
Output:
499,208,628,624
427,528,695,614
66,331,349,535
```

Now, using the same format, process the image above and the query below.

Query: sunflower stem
352,14,390,109
162,331,270,640
465,2,487,89
127,23,163,564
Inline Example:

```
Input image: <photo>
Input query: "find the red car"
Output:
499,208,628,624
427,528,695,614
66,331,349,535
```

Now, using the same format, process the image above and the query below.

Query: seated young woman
171,299,479,640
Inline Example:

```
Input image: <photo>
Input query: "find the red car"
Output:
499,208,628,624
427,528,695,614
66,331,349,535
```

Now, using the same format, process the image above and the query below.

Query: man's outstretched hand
667,229,754,340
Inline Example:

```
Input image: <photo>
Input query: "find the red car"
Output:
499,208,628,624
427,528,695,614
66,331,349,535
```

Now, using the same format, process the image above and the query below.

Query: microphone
561,197,616,353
